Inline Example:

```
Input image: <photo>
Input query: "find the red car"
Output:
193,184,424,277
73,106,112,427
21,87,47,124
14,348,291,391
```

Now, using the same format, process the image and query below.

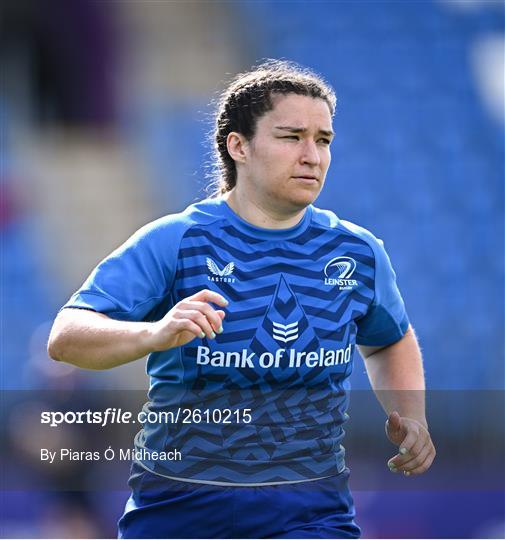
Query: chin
288,188,320,209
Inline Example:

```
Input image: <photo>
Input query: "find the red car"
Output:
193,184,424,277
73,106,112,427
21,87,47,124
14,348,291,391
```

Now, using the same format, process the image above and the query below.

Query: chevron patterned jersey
64,198,409,485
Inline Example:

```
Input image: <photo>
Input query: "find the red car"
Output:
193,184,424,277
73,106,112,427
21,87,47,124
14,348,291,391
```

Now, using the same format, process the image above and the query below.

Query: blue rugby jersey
63,198,409,485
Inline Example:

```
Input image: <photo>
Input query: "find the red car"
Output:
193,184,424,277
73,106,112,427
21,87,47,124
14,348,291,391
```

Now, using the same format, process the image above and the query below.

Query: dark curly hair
209,59,336,196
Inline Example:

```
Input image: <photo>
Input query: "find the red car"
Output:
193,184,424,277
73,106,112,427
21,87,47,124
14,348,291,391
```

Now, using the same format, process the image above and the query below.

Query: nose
299,139,321,166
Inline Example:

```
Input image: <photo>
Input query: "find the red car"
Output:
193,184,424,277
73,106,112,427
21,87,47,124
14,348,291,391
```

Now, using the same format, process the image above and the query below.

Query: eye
318,138,331,145
281,135,299,140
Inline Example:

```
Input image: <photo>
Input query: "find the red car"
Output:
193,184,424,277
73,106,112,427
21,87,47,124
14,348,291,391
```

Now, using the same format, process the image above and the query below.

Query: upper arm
47,307,112,359
55,306,110,324
61,215,188,322
49,307,111,338
358,325,413,359
354,232,409,347
358,343,385,359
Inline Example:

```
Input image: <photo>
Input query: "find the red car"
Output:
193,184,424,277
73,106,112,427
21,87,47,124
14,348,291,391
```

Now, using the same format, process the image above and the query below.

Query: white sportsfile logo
272,321,299,343
324,256,358,290
206,257,235,283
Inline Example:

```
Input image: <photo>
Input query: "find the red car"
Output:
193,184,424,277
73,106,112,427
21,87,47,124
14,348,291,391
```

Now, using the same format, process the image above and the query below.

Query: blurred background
1,0,504,538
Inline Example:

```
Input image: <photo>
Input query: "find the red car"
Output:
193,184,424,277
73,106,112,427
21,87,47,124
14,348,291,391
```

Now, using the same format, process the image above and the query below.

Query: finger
182,301,225,333
178,309,216,339
397,442,432,471
385,412,404,446
389,436,428,469
403,447,436,476
387,454,402,473
190,289,229,307
176,319,206,340
386,411,402,434
388,435,426,469
216,310,226,329
397,425,421,456
403,432,427,461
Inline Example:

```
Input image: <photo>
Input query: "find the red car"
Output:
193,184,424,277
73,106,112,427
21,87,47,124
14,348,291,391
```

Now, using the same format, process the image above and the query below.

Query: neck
223,188,307,230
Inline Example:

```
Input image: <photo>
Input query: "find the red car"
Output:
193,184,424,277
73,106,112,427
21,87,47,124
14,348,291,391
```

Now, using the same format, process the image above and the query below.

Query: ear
226,132,249,164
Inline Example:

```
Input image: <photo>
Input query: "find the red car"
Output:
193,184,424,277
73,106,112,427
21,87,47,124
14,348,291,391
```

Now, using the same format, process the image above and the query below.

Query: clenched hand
148,289,228,351
386,411,436,476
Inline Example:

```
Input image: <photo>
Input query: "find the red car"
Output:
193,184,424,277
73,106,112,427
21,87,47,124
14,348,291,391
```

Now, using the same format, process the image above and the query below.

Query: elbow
47,331,65,362
47,310,77,364
47,316,100,370
47,318,74,364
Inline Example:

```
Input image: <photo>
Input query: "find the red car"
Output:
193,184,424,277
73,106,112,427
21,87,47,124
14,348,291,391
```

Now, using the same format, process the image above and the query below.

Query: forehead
260,93,333,129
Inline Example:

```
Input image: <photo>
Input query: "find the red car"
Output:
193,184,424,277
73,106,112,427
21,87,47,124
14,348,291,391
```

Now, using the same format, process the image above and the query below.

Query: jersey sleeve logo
206,257,236,282
324,256,358,290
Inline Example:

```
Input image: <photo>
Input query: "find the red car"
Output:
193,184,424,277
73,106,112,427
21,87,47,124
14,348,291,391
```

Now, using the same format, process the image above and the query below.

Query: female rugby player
48,60,435,539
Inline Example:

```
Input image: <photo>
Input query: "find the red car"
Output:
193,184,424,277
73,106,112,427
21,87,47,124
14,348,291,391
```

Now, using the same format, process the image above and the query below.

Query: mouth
292,176,319,183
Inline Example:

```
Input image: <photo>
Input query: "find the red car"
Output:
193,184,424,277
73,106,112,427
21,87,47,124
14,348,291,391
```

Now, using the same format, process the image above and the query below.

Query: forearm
47,309,154,370
361,326,427,428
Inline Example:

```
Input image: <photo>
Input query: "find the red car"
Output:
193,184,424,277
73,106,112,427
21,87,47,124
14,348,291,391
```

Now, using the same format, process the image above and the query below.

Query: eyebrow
274,126,334,138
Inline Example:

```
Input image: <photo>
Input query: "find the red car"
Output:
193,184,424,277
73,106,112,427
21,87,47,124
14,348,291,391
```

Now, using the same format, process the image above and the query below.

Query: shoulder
128,198,225,245
338,220,384,252
311,206,384,253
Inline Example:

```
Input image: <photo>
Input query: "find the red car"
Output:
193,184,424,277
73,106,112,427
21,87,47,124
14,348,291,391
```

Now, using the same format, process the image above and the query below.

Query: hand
148,289,228,351
385,411,436,476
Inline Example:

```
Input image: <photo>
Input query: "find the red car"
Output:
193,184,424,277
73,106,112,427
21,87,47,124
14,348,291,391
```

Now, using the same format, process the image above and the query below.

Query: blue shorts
118,463,361,539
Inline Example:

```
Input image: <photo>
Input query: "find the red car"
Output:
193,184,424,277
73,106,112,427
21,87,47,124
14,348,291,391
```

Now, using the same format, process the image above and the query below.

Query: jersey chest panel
174,227,375,388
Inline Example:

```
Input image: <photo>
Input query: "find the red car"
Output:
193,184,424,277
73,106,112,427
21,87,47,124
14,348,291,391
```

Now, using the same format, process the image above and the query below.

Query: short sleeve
356,237,409,346
62,214,189,321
